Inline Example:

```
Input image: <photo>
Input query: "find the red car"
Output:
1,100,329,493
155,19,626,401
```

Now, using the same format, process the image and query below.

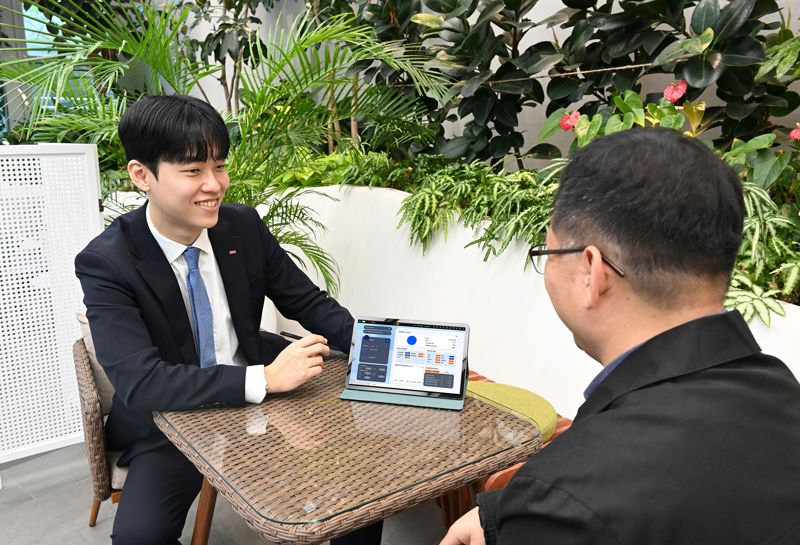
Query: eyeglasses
528,245,626,277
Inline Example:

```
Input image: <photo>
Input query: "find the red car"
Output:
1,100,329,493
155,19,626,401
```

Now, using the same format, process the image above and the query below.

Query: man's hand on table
440,507,486,545
265,334,330,393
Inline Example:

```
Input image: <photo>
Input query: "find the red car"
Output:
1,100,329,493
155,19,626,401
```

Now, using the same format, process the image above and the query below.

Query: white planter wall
271,185,800,419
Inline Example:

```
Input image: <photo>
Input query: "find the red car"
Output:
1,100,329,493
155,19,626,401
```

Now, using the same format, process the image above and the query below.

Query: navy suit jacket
478,311,800,545
75,203,353,464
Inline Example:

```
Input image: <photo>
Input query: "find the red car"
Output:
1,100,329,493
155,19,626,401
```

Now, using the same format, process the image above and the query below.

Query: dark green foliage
544,0,786,143
412,0,546,165
323,0,794,151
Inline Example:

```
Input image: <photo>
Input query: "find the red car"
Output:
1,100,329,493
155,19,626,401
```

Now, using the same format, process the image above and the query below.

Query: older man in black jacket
441,128,800,545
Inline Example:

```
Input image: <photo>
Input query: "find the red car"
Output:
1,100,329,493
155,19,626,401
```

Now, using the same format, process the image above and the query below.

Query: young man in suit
441,128,800,545
75,95,382,545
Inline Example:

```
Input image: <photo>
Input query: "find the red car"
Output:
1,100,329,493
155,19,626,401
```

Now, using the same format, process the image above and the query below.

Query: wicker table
153,356,542,544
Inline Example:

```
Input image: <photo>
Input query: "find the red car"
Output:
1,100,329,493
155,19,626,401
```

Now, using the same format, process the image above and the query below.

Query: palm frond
254,187,340,296
0,0,217,136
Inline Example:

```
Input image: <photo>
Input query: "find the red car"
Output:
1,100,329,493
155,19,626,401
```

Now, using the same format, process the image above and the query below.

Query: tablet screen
345,318,469,398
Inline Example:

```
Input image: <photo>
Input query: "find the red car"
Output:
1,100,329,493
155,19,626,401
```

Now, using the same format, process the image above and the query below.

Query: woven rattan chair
73,337,125,526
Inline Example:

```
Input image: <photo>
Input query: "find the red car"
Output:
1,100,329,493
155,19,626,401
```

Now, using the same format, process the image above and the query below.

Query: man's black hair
118,95,230,178
552,127,743,304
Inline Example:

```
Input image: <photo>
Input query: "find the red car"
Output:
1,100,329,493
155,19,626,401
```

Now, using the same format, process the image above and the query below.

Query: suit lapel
575,311,761,423
130,205,199,366
209,216,260,364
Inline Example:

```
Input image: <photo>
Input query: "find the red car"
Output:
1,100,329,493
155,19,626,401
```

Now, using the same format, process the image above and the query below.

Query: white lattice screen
0,144,102,463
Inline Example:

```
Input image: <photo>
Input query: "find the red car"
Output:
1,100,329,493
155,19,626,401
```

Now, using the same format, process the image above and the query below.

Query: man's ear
128,160,153,192
581,246,613,310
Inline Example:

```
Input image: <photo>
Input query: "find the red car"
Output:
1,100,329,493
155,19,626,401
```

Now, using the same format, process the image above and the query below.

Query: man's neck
593,302,725,365
146,204,201,247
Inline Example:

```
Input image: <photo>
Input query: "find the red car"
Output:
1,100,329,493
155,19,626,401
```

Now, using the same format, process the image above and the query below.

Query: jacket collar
129,203,259,365
574,311,761,422
206,212,260,364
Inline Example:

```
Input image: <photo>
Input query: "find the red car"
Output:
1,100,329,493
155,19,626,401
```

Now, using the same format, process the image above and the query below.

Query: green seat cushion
467,381,557,442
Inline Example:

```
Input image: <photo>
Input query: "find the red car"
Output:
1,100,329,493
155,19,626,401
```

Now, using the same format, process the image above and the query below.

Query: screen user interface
348,319,467,395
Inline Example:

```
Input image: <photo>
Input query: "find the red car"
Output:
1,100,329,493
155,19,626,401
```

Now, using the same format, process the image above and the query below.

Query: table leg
435,481,480,528
191,477,218,545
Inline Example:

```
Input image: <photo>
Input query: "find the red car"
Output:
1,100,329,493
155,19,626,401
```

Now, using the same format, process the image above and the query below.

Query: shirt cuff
244,364,267,403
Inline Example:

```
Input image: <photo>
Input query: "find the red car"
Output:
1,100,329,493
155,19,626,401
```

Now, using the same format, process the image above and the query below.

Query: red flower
663,80,688,103
790,126,800,141
560,111,580,131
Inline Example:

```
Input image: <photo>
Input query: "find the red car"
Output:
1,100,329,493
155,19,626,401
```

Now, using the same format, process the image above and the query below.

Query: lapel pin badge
229,250,237,255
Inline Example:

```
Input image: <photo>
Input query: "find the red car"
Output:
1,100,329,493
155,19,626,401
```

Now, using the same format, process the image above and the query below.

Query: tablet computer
339,317,470,410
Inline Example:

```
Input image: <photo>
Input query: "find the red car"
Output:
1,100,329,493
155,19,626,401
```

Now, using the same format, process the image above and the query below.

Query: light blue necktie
183,246,216,368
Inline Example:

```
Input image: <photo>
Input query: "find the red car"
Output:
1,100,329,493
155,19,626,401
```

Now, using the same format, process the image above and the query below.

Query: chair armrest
73,339,112,501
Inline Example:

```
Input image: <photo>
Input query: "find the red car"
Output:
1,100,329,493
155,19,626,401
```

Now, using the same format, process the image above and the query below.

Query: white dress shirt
146,207,267,403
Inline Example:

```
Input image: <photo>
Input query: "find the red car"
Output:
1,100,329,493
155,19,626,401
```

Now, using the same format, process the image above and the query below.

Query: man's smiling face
139,158,230,245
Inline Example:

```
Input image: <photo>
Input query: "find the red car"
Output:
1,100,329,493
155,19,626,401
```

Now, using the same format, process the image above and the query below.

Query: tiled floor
0,444,447,545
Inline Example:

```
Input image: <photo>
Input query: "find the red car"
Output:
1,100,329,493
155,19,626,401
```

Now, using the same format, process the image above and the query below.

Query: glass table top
154,356,541,527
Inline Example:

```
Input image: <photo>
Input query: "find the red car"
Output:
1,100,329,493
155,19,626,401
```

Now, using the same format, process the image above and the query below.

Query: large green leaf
461,71,493,97
526,143,562,159
653,27,714,66
537,107,568,142
563,19,594,64
726,101,758,119
472,95,495,126
588,12,638,32
604,114,625,135
750,150,790,189
690,0,720,36
576,113,603,147
724,36,765,66
494,96,520,127
750,0,780,18
438,135,474,158
713,0,756,43
768,90,800,117
489,135,514,158
682,100,706,132
723,133,775,159
612,70,640,92
539,7,581,27
606,27,648,59
681,51,725,87
410,13,445,28
474,0,505,28
613,90,645,125
426,0,461,12
511,42,564,74
717,65,755,96
492,65,538,95
643,30,670,55
547,78,581,100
